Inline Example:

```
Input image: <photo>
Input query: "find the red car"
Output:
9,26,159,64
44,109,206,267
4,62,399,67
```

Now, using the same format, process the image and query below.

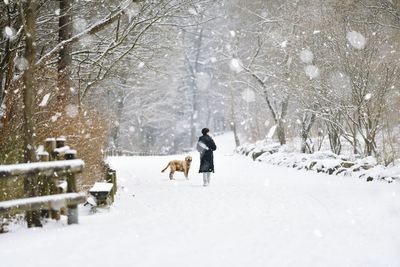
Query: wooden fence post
65,149,78,224
107,168,117,202
38,151,50,218
45,138,56,160
56,137,66,149
45,137,60,220
38,152,50,197
24,172,42,228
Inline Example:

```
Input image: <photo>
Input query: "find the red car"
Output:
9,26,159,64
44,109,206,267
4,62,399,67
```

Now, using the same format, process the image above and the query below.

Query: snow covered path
2,133,400,267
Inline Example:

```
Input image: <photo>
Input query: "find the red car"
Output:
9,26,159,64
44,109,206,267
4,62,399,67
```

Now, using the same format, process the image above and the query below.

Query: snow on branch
35,6,129,69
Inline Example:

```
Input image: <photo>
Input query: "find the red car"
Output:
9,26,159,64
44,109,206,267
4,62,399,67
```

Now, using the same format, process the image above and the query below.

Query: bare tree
20,0,41,227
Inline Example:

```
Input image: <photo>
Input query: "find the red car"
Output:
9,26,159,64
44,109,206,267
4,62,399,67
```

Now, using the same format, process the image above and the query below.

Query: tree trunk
229,122,240,147
300,131,308,153
111,91,124,149
230,85,240,147
1,5,21,129
21,0,41,228
276,119,286,145
352,122,359,155
277,96,289,145
300,113,316,153
328,128,342,155
263,92,288,146
364,138,376,156
58,0,73,103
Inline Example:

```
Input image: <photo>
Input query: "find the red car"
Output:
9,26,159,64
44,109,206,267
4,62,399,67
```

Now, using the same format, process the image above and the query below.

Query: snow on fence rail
0,159,84,179
0,193,86,215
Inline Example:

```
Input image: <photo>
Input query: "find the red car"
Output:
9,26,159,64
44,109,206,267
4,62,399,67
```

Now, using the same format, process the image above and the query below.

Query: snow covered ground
1,132,400,267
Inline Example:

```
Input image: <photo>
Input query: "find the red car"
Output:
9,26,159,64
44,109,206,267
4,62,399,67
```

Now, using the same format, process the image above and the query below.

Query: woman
196,128,217,186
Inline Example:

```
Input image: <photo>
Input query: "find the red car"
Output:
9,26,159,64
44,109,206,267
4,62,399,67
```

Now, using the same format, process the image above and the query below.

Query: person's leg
207,172,211,185
203,173,208,186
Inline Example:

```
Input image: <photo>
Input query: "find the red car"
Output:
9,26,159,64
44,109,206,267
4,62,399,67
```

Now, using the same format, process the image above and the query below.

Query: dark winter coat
197,134,217,173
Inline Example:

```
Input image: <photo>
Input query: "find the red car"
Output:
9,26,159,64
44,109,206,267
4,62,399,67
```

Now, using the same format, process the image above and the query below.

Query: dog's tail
161,163,170,173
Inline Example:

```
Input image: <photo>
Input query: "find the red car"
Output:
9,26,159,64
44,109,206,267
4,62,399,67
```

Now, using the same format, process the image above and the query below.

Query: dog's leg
184,168,189,180
169,166,175,180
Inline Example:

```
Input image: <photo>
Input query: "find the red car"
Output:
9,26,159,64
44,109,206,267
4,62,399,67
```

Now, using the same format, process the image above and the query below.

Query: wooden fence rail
0,193,86,215
0,159,84,179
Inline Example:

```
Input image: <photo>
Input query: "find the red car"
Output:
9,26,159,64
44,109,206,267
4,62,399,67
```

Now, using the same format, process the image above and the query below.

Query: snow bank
236,141,400,182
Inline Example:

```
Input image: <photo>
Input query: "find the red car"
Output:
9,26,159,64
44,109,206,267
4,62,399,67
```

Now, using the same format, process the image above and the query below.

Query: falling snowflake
229,58,243,73
241,88,255,103
188,7,197,15
4,26,14,38
65,104,79,118
346,31,366,50
15,57,29,71
304,65,320,79
364,93,372,100
51,113,62,122
39,93,51,107
73,18,88,34
300,49,314,64
124,2,139,22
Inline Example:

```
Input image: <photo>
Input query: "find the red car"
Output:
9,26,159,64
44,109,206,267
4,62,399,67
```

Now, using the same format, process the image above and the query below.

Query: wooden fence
0,137,86,229
105,148,168,157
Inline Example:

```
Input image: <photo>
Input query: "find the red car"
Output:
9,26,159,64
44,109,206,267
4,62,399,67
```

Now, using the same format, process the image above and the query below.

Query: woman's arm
209,138,217,151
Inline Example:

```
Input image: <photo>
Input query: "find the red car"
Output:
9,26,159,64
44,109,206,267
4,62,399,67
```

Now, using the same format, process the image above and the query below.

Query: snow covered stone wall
235,141,400,183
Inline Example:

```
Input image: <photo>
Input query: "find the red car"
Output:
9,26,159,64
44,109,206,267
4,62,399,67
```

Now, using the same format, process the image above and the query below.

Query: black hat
201,128,209,135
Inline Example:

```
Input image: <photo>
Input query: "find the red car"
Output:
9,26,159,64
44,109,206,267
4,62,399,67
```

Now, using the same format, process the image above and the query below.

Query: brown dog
161,156,192,180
